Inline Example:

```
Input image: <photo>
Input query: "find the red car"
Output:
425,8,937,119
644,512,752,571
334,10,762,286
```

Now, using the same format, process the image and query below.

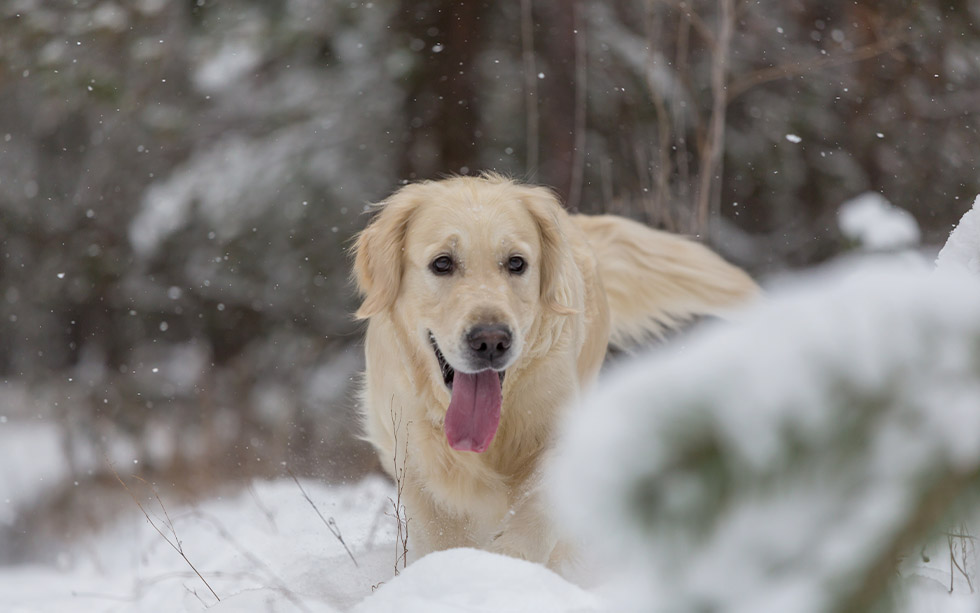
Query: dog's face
354,176,575,452
404,194,539,375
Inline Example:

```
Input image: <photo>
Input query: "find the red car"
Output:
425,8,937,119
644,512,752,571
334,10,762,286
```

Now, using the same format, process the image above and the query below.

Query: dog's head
353,174,578,452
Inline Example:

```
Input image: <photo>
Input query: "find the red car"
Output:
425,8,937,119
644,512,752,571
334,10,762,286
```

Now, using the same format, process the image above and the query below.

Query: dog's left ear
352,186,420,319
520,186,580,316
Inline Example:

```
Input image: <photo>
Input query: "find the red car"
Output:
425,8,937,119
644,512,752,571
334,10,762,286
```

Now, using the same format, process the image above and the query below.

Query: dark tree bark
397,1,490,179
533,2,579,204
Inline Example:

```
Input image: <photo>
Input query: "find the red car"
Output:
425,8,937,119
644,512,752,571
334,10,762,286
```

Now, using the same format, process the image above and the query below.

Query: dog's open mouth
430,333,456,388
429,332,505,389
429,332,505,453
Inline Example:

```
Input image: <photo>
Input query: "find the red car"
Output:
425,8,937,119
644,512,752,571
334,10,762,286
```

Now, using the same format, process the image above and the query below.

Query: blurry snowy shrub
0,0,395,520
553,265,980,613
838,192,921,252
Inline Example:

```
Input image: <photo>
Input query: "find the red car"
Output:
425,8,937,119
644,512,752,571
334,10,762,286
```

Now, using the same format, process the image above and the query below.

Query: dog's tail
572,214,760,346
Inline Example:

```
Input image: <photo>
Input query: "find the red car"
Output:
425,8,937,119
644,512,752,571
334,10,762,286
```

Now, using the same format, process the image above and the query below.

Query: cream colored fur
352,174,758,568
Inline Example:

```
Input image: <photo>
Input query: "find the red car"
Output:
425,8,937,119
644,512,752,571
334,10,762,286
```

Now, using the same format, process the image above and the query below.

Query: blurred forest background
1,0,978,562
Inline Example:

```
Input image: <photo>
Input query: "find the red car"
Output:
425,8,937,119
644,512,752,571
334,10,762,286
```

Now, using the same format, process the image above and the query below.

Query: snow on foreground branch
936,195,980,275
551,264,980,613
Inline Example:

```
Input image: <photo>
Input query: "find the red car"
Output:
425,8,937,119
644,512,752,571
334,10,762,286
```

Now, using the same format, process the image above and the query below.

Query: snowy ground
0,476,602,613
0,470,973,612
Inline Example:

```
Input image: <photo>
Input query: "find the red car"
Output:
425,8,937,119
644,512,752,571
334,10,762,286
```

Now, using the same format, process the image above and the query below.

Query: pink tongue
444,370,502,452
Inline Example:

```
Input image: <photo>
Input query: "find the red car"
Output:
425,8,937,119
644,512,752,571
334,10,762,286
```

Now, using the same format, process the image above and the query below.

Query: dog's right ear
352,186,420,319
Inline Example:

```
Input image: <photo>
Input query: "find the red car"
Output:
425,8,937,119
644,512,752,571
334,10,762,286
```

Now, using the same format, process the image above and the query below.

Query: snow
0,381,141,530
838,192,921,250
1,477,385,612
936,195,980,275
0,477,599,612
352,549,601,613
0,422,66,526
552,262,980,612
193,41,263,93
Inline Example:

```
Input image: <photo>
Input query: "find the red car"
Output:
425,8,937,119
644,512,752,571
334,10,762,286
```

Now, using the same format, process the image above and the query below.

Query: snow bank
553,263,980,612
353,548,601,613
0,478,395,612
838,192,921,250
0,476,600,612
936,194,980,275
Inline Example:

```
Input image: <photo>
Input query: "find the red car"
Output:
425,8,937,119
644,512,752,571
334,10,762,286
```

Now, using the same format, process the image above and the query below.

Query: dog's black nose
466,324,512,366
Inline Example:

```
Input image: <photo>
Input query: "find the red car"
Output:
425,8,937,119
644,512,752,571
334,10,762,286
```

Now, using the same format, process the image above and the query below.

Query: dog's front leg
403,475,476,561
488,480,558,565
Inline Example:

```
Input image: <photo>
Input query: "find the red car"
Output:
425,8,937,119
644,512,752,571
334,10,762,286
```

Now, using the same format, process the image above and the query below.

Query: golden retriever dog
352,173,757,568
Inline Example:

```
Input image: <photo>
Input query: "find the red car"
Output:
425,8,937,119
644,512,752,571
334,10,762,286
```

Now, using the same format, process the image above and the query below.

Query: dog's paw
488,532,529,561
488,529,552,564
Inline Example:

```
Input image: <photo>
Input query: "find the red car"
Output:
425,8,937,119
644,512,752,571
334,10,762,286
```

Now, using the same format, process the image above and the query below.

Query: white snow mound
353,548,602,613
838,192,920,250
0,476,602,613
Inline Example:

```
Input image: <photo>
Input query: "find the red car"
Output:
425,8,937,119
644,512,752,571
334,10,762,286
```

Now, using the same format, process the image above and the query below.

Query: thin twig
108,461,220,603
183,584,207,608
951,548,974,593
660,0,716,51
947,527,976,593
190,509,314,612
365,495,391,550
389,400,411,575
673,6,692,210
643,0,675,230
131,475,178,543
72,569,264,603
949,533,956,593
694,0,734,234
247,481,278,533
286,467,358,568
846,468,980,611
964,532,976,593
727,29,908,103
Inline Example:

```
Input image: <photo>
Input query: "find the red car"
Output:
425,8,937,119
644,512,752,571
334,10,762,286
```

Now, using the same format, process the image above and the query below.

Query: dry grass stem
247,481,279,533
286,467,359,568
694,0,734,234
365,496,391,550
389,400,410,575
107,460,220,603
726,27,909,103
191,509,312,612
947,526,976,593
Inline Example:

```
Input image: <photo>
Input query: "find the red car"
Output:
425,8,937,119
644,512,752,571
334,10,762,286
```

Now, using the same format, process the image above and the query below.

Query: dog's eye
507,256,526,275
430,255,455,275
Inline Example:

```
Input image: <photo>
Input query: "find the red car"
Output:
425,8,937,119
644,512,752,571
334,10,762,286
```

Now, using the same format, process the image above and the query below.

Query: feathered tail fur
572,214,759,346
